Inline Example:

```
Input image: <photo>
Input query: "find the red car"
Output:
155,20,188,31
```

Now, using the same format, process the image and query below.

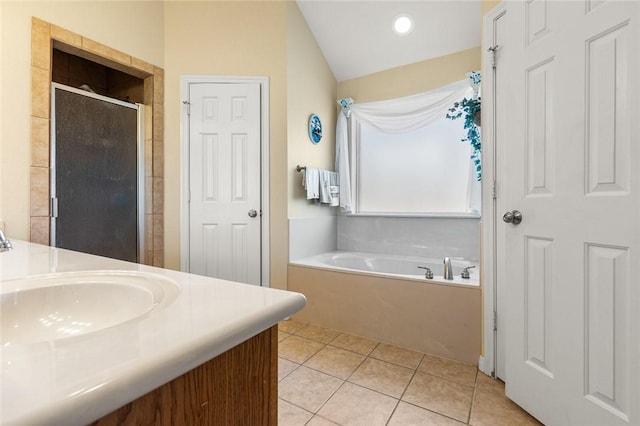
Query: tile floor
278,320,542,426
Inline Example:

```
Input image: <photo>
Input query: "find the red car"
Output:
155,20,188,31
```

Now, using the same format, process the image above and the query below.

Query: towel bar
296,165,306,172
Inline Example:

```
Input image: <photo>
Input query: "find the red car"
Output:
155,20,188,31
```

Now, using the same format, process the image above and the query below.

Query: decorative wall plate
308,114,322,144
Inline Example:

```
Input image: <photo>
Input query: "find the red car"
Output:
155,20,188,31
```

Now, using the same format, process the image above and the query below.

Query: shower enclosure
50,83,145,263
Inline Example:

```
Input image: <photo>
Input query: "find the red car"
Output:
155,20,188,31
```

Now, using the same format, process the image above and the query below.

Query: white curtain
336,79,474,213
335,113,352,212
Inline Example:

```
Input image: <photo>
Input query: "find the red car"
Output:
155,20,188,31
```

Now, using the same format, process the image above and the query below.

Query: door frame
480,1,507,378
179,75,270,287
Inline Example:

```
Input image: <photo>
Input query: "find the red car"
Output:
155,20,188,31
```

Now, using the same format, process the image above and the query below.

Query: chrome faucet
461,265,476,279
443,257,453,280
417,266,434,279
0,229,13,252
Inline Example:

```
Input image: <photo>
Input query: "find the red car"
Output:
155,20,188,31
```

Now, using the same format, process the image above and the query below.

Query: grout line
342,351,369,383
309,345,349,418
396,354,421,403
467,368,481,425
368,343,425,370
304,413,338,426
277,357,301,382
279,322,485,425
384,396,402,426
313,381,345,416
278,397,315,421
399,399,470,425
327,338,379,357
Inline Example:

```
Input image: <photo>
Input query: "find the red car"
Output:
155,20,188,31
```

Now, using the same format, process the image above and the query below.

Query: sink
1,271,180,345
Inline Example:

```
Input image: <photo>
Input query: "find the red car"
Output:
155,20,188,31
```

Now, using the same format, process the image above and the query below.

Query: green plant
446,97,481,181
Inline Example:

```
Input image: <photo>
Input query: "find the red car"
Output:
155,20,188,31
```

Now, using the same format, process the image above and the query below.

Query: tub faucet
417,266,434,279
0,229,13,252
461,265,476,279
443,257,453,280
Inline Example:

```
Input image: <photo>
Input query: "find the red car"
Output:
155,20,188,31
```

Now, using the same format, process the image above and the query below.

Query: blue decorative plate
308,114,322,144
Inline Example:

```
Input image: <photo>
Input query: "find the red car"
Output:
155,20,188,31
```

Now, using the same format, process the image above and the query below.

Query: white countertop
0,240,306,425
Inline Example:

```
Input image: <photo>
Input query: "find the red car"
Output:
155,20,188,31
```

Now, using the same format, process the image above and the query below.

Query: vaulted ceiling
296,0,482,82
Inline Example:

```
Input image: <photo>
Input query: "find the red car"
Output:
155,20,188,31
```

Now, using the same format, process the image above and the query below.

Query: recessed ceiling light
393,13,414,35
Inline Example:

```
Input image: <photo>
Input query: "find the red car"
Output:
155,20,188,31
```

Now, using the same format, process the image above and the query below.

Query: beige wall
482,0,501,16
0,1,164,239
337,47,481,104
286,2,337,218
163,1,289,288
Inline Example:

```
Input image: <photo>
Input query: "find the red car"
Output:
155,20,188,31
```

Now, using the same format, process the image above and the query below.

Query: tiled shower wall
337,215,480,262
30,18,164,266
288,215,480,263
288,216,338,262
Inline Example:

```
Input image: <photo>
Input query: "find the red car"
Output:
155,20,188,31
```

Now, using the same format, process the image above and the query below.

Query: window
336,78,482,216
354,117,481,216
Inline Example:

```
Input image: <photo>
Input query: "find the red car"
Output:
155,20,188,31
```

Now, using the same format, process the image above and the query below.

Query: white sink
1,271,180,345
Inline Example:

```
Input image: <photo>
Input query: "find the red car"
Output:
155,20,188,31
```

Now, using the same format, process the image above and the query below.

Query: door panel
503,1,639,424
189,83,261,285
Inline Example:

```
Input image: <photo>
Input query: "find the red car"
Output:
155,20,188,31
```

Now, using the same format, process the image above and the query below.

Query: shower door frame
50,83,146,263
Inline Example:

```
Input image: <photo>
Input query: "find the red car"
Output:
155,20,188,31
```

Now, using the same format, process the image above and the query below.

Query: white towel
329,172,340,206
303,167,320,200
319,170,332,204
329,185,340,206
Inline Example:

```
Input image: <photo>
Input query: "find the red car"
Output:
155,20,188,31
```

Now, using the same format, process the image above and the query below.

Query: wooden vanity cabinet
90,326,278,426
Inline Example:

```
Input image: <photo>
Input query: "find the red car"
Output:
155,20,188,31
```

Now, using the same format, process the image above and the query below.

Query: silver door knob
248,209,258,218
503,210,523,225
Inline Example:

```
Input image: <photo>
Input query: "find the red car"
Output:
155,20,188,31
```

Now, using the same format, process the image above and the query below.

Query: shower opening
50,83,145,263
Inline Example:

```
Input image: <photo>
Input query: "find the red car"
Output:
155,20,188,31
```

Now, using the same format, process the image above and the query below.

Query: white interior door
503,1,639,425
188,82,262,285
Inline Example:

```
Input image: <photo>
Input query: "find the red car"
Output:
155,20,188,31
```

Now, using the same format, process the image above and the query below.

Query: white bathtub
292,251,479,287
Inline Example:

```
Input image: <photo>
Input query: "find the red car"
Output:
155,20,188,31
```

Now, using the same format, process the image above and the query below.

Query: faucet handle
417,266,434,279
461,265,476,279
0,229,12,252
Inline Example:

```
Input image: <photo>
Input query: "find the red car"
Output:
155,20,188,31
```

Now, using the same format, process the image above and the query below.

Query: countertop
0,240,306,425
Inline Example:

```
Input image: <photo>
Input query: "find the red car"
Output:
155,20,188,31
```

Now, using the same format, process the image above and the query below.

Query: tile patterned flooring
278,320,542,426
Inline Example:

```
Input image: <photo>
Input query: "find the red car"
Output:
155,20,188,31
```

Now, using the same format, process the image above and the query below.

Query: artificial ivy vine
446,72,482,181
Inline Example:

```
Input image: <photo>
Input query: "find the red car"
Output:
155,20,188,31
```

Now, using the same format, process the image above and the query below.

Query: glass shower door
51,84,143,262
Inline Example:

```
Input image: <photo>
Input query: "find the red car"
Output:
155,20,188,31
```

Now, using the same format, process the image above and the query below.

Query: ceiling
296,0,482,82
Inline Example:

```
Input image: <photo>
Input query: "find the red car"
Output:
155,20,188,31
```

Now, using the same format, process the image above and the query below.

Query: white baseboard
478,355,493,377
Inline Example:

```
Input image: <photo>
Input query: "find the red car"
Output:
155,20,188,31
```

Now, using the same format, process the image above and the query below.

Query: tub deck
291,250,479,287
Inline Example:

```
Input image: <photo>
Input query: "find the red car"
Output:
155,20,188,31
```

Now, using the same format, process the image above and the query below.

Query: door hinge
492,180,497,200
488,45,499,69
493,311,498,332
51,197,59,218
182,100,191,115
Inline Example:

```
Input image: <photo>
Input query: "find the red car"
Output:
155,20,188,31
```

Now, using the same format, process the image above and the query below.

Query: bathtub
291,251,479,287
288,250,482,364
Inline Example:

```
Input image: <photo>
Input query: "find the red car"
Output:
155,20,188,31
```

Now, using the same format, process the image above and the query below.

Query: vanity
0,240,306,425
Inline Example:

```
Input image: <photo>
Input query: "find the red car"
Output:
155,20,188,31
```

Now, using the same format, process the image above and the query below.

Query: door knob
503,210,523,225
248,209,258,218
